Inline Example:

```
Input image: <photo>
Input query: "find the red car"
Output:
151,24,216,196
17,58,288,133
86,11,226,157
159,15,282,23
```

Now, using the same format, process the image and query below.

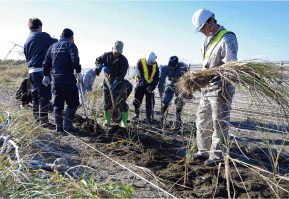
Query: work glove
103,67,110,74
146,86,153,93
110,80,118,91
76,72,83,82
87,86,92,92
99,64,105,69
99,64,110,74
42,76,50,87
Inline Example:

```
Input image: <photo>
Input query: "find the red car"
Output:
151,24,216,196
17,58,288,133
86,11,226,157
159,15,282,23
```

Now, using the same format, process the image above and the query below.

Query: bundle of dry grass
177,60,289,107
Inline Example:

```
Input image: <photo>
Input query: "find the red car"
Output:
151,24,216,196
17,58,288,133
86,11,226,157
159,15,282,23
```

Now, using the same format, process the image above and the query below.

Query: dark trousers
29,71,51,107
133,84,154,110
103,86,128,113
52,80,79,112
124,79,133,98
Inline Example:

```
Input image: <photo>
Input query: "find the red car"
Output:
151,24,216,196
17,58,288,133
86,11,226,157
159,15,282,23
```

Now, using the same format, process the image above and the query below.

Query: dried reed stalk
177,61,289,108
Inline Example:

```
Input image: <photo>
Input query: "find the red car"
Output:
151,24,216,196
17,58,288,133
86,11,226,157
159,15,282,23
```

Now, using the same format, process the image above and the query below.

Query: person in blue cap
94,41,129,128
158,56,189,129
42,28,83,134
24,18,57,128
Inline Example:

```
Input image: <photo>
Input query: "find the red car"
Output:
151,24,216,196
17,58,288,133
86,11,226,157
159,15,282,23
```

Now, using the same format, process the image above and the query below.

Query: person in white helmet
132,52,160,124
192,8,238,166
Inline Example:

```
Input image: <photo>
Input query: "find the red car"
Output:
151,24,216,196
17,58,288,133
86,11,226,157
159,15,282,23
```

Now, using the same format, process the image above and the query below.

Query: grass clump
0,60,28,93
177,60,289,108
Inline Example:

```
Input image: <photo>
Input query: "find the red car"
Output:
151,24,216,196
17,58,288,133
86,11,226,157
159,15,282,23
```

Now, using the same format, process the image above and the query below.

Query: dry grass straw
177,60,289,108
178,60,289,197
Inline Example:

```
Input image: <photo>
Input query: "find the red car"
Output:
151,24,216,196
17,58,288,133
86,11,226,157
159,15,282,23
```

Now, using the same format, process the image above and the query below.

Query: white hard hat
145,52,157,65
192,8,214,32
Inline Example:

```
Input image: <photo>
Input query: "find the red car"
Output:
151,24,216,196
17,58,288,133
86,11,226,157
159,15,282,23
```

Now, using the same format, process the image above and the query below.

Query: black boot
146,109,152,124
160,104,168,126
64,108,79,132
32,104,40,123
55,111,65,135
132,108,140,120
174,106,183,129
40,105,56,129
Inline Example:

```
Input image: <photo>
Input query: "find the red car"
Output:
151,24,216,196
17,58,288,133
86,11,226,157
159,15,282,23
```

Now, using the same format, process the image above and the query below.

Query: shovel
104,74,120,138
160,93,165,133
104,74,120,120
78,78,90,133
151,91,154,121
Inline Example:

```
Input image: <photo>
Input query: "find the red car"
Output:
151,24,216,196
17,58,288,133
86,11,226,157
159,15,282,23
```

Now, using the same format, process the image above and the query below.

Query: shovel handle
78,78,90,132
104,74,116,110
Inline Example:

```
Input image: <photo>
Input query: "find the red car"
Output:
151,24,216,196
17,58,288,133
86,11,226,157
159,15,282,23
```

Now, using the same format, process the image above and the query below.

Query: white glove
76,72,83,82
42,76,50,87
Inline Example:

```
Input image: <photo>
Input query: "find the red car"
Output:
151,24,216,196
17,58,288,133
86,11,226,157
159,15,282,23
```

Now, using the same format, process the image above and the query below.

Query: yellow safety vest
202,30,231,69
135,58,156,84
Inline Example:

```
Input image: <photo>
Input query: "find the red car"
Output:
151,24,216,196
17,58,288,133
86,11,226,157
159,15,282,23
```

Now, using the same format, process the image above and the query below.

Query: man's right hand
42,76,50,87
87,86,92,92
99,64,110,74
103,67,110,74
159,92,163,98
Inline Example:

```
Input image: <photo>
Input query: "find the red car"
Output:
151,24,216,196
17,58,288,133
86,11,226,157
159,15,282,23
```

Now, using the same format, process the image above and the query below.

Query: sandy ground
1,78,289,198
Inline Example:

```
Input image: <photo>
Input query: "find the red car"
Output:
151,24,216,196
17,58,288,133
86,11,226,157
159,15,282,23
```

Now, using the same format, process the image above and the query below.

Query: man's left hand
76,72,83,82
42,76,50,87
87,86,92,92
146,86,153,93
110,80,118,91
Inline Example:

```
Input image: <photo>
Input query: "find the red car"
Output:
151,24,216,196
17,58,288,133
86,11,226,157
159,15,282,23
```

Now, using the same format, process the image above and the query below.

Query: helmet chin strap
208,23,213,36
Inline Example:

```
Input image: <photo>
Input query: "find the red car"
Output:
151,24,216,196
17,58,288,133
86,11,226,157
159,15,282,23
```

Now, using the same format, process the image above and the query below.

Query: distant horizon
1,1,288,68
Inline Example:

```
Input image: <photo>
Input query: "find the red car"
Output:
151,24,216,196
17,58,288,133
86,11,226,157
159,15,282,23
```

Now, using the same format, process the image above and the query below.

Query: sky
0,1,288,68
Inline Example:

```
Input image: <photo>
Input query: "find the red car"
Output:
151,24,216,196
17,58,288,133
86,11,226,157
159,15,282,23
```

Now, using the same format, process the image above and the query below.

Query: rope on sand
63,129,178,199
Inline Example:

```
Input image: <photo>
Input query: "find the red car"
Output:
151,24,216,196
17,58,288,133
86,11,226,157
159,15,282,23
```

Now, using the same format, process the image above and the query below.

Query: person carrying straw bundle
191,8,238,166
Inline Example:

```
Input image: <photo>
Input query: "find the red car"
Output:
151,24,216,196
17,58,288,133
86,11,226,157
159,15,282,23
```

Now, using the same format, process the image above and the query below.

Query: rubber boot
174,112,182,129
64,108,79,131
146,109,152,124
32,104,40,123
40,105,56,129
104,110,111,127
55,110,64,134
160,104,168,126
132,108,140,120
120,111,129,128
173,105,183,129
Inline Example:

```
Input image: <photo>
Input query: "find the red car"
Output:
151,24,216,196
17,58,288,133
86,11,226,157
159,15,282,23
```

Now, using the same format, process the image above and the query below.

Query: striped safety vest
135,58,157,84
202,30,232,69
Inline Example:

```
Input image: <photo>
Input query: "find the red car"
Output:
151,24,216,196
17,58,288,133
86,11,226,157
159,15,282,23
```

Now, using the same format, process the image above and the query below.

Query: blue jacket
42,38,81,83
158,62,188,93
135,59,159,91
24,30,58,68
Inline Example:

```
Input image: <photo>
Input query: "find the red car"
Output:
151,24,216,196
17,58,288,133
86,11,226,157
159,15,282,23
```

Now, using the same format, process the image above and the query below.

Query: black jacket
95,51,129,91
